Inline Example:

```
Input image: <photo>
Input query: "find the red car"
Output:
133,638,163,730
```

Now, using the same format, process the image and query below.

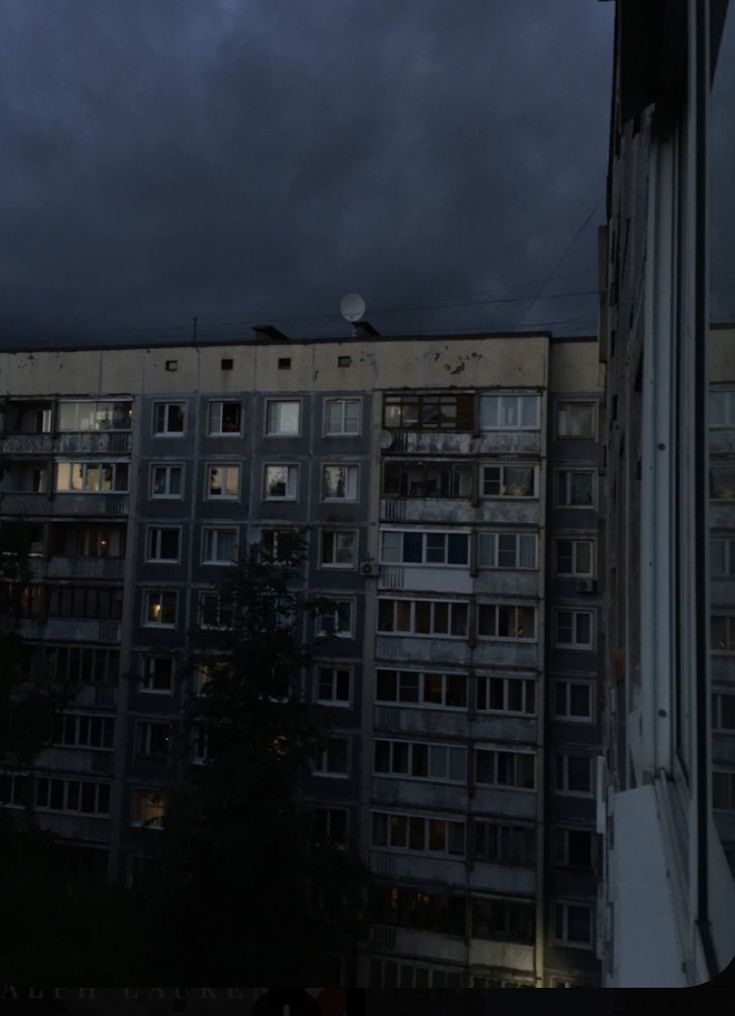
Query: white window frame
260,527,300,563
321,463,359,502
145,525,181,564
476,603,537,642
313,736,350,778
474,746,536,790
263,464,299,500
55,461,130,494
320,529,358,569
196,590,234,630
553,679,595,722
35,777,111,816
205,463,240,501
323,397,361,436
139,655,175,694
556,401,597,440
480,464,538,499
52,712,115,750
207,400,242,436
555,469,596,508
264,398,301,437
555,609,595,650
374,738,467,784
152,402,186,436
150,463,184,500
315,664,352,707
377,598,469,639
143,590,178,628
475,675,536,715
479,392,540,430
477,531,537,570
57,399,132,433
379,529,470,567
201,527,239,565
315,598,355,639
554,753,594,797
370,809,466,857
555,537,595,577
553,901,594,949
375,668,468,710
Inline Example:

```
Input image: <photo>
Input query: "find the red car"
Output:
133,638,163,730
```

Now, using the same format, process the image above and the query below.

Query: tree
135,540,369,985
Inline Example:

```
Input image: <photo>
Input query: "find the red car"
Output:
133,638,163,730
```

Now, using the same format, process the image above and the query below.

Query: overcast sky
0,1,627,346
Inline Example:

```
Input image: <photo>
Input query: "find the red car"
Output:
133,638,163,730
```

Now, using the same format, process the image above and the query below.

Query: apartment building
0,330,603,987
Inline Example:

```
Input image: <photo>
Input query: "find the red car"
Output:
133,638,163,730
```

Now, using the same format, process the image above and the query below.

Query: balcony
370,926,467,964
468,860,536,896
467,937,535,973
28,556,125,582
379,497,541,527
371,777,468,812
17,619,120,643
370,850,467,889
376,635,471,668
35,747,114,777
373,705,469,739
383,431,541,457
378,567,474,595
0,431,132,456
0,493,129,518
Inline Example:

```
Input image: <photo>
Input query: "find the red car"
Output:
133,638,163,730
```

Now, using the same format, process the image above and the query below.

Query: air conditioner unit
361,560,378,577
576,578,596,594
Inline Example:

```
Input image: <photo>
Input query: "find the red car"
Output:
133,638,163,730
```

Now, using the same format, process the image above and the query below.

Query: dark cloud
0,0,617,346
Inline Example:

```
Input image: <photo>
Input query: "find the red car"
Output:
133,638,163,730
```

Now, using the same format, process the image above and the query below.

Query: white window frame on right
263,464,299,501
315,663,352,707
710,389,735,429
479,392,540,430
143,590,178,628
323,397,362,436
553,901,595,949
150,463,184,500
555,609,595,650
555,537,595,577
552,678,595,722
264,399,301,437
555,469,596,508
315,598,355,639
201,527,239,565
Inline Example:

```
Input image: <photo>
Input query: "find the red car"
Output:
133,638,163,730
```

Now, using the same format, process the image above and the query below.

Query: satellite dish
340,292,366,323
378,430,395,450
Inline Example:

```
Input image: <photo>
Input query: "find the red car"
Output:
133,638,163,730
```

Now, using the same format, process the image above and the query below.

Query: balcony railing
0,431,132,456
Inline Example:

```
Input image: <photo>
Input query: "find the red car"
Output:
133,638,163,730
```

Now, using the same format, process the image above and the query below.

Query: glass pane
381,532,402,563
403,532,422,563
398,671,420,702
480,395,499,429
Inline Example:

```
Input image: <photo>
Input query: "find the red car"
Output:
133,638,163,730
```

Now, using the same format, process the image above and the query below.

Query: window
472,898,534,944
57,400,132,432
556,470,595,507
316,666,351,706
56,461,129,493
554,828,594,869
131,789,165,828
711,465,735,500
374,739,466,783
197,590,235,630
481,465,536,498
477,603,536,641
315,599,354,638
146,527,180,563
265,399,300,436
475,748,536,790
711,537,735,577
378,598,469,638
554,680,594,721
221,358,234,371
553,902,594,948
556,538,595,576
45,585,123,621
314,737,349,777
712,616,735,652
713,771,735,810
0,773,30,808
312,807,348,848
263,464,298,499
376,669,467,709
337,355,351,368
153,402,185,435
144,590,177,627
710,390,735,427
382,392,473,431
555,610,594,649
135,720,171,757
477,532,537,569
712,693,735,732
480,393,540,429
322,464,358,501
320,530,357,568
150,464,183,499
382,461,473,498
206,464,240,500
473,821,535,865
140,655,174,693
165,360,178,372
43,645,120,685
278,357,291,370
370,887,466,937
208,401,241,435
371,811,465,857
261,528,300,562
324,398,361,435
201,527,238,564
380,530,469,566
476,676,536,715
557,401,596,439
66,526,125,559
53,713,115,750
36,778,110,816
369,959,464,989
555,754,594,796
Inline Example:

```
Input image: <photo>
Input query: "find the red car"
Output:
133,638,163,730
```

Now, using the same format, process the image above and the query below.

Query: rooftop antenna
340,293,366,336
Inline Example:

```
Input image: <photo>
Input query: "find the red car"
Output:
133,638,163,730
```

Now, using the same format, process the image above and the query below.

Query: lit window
265,400,300,436
481,465,536,498
153,402,185,435
56,461,129,493
144,590,177,627
557,402,596,439
324,398,361,435
372,811,465,857
376,669,467,709
131,789,165,828
206,464,240,500
322,464,358,501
